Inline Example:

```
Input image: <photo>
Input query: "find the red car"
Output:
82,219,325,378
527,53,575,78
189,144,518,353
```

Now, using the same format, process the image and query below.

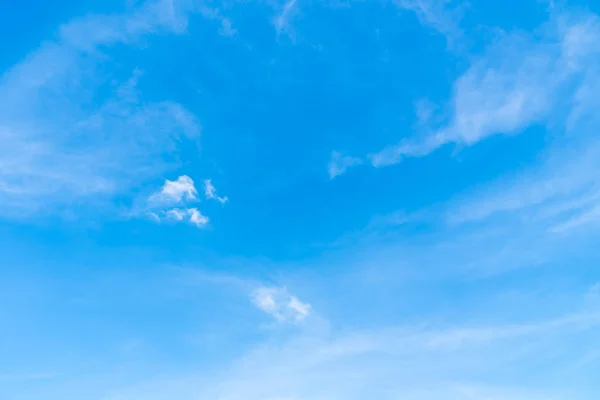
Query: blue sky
1,0,600,399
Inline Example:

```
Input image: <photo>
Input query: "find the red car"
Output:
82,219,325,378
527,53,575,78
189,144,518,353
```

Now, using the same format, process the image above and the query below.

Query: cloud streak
395,0,464,42
103,305,600,400
0,0,199,218
204,179,229,204
274,0,299,37
328,151,363,179
369,13,600,168
251,286,312,324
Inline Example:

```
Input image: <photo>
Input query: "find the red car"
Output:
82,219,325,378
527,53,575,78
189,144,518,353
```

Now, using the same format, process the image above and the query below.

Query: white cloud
144,176,211,228
103,308,599,400
444,73,600,233
187,208,209,227
274,0,462,44
414,98,438,126
165,208,187,221
446,140,600,225
395,0,464,42
549,204,600,233
204,179,228,204
0,0,200,218
150,175,198,204
435,15,600,231
274,0,298,37
370,14,600,168
163,207,209,228
251,286,311,324
328,151,363,179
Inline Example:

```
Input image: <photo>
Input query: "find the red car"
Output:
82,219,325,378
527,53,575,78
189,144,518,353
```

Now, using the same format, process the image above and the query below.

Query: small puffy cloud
328,151,363,179
164,207,209,228
204,179,228,204
144,176,210,228
150,175,197,204
251,286,311,324
188,208,209,227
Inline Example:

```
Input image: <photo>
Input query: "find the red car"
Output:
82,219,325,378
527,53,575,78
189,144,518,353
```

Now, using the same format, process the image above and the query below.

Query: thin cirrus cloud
0,0,202,218
446,141,600,231
365,13,600,169
251,286,312,324
440,15,600,232
103,288,600,400
204,179,229,204
274,0,298,37
274,0,463,42
6,2,600,400
328,151,363,180
395,0,465,43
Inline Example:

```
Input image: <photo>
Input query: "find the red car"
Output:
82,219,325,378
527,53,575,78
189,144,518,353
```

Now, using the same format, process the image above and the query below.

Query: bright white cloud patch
150,175,198,204
187,208,209,227
204,179,228,204
251,286,311,324
144,176,212,228
328,151,363,179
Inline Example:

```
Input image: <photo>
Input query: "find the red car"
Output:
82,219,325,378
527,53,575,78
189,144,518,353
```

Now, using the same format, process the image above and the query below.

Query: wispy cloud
204,179,229,204
328,151,363,179
198,4,237,37
251,286,312,324
274,0,299,37
447,141,600,225
187,208,210,227
164,208,187,221
395,0,465,43
163,207,209,228
370,13,600,168
443,33,600,235
171,267,311,322
103,306,600,399
0,0,200,218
